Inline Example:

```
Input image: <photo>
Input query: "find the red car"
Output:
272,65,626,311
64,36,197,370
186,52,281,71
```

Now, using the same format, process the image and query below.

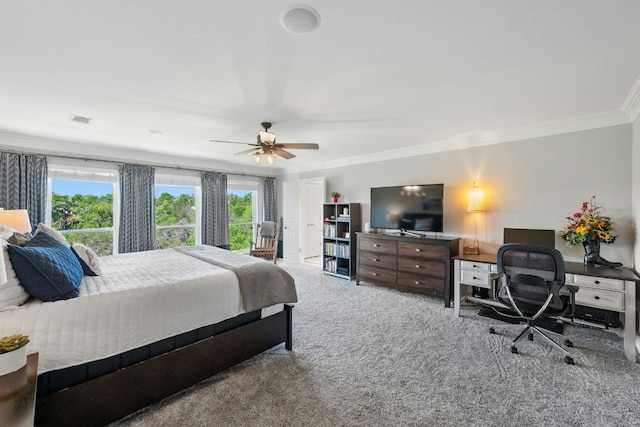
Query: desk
0,352,38,427
453,254,638,363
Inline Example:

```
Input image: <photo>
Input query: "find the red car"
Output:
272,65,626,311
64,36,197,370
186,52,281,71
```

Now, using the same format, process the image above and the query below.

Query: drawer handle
374,244,380,247
373,272,378,276
415,265,421,269
415,248,421,252
594,295,600,300
594,280,600,285
373,258,380,262
414,280,420,285
473,277,479,280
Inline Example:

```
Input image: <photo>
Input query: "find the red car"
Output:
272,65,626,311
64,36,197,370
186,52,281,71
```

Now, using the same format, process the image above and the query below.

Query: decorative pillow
34,223,70,247
7,231,33,246
7,232,83,302
0,223,19,241
71,243,102,276
0,240,30,310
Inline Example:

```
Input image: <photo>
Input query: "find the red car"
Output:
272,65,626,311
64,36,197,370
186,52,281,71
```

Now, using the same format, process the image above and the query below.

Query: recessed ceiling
0,1,639,174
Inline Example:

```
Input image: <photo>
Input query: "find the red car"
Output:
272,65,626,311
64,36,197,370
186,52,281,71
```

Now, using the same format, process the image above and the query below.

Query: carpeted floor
111,262,640,426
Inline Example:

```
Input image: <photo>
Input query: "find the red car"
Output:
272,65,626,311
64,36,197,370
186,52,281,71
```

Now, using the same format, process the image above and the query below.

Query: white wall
633,114,640,272
278,124,634,266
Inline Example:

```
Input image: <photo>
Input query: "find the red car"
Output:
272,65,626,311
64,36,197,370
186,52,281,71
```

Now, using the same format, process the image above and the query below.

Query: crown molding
280,110,631,175
622,75,640,122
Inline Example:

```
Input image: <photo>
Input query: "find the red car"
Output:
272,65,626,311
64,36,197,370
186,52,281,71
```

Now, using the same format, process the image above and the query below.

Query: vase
332,197,338,203
0,345,27,376
582,240,622,267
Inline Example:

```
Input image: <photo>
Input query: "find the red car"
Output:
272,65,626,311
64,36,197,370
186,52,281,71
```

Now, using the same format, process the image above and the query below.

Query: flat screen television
370,184,444,234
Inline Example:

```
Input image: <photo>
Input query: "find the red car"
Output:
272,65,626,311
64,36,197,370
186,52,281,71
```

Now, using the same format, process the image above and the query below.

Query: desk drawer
575,287,624,311
570,274,625,291
358,265,396,286
460,269,492,288
359,238,397,254
359,251,396,269
398,258,444,277
398,242,445,259
459,260,492,272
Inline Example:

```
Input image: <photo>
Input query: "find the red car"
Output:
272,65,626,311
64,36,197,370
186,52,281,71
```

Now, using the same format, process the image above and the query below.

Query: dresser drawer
569,274,625,291
575,287,624,311
397,272,444,294
358,265,396,285
398,242,445,259
359,251,397,269
398,258,444,277
359,237,397,254
459,269,492,288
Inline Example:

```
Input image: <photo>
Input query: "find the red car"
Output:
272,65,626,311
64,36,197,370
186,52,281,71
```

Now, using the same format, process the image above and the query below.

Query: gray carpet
112,262,640,426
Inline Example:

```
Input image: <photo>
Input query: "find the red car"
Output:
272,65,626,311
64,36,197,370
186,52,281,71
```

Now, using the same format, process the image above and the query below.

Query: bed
0,242,297,427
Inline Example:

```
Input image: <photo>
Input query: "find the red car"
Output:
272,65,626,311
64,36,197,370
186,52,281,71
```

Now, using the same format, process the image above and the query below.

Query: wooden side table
0,352,38,427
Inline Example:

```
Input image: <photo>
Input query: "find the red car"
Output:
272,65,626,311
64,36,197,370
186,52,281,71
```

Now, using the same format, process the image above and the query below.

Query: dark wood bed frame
35,304,293,427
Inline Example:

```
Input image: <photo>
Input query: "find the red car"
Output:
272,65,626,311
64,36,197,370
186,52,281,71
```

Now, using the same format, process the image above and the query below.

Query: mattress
0,247,290,374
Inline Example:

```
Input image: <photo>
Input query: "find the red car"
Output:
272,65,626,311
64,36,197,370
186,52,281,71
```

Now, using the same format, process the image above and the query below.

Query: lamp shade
467,183,483,212
0,209,32,233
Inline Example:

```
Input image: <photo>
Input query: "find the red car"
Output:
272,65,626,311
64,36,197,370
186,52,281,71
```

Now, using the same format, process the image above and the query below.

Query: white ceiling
1,1,639,174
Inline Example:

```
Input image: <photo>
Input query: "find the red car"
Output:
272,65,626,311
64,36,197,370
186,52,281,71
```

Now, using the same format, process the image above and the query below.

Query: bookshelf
322,203,361,279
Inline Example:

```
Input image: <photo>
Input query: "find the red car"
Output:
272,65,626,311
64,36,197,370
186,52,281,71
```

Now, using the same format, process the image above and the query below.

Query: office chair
489,244,578,364
249,221,279,264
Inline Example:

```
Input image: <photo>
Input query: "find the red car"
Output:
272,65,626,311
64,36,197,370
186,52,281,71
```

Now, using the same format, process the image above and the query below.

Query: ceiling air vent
70,115,92,124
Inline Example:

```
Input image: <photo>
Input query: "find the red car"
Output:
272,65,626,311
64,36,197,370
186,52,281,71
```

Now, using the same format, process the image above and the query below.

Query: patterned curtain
118,164,156,253
263,177,277,222
201,171,229,249
0,152,48,226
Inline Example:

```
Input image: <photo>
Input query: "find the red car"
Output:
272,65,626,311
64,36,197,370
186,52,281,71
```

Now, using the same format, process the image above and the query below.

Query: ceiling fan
211,122,319,165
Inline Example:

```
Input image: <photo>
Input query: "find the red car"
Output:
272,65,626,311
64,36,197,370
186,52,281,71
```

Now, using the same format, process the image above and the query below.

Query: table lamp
463,182,482,255
0,209,32,233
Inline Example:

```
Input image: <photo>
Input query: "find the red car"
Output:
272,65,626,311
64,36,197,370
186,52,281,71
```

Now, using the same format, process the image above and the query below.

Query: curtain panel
263,177,277,222
0,152,48,226
201,171,229,249
118,164,156,253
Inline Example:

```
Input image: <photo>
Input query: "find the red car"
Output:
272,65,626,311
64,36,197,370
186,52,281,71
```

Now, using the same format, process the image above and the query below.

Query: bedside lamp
463,182,482,255
0,209,32,234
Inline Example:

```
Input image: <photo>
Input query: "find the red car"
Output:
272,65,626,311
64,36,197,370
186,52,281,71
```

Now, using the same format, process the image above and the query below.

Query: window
228,179,261,251
155,184,197,248
48,166,117,256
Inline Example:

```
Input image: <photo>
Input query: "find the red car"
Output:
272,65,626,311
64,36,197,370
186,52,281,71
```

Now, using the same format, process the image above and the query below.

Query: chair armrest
564,284,579,317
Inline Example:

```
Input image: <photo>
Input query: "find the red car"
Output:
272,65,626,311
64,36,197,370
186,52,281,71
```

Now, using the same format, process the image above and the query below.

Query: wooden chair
249,221,279,264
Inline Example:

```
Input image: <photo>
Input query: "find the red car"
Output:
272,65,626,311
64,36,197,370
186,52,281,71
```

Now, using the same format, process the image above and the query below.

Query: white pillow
71,243,102,276
0,239,30,310
34,223,70,247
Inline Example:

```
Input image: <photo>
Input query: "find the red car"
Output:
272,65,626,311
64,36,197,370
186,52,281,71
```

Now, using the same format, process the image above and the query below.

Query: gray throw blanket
174,245,297,312
260,221,275,237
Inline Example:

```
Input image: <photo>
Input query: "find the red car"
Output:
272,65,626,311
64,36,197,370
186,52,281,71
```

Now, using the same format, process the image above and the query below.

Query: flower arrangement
0,334,29,354
330,191,341,198
560,196,617,246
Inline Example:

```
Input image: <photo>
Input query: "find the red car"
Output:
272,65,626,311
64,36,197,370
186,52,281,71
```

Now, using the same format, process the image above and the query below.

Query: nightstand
0,352,38,427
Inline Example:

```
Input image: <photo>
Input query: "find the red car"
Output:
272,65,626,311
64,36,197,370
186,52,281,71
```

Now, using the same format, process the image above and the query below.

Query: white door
300,177,325,259
282,181,301,263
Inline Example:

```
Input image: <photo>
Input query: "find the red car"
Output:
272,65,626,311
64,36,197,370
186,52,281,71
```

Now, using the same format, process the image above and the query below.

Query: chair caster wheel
511,346,518,354
489,327,496,334
564,356,575,365
564,339,573,348
528,333,534,341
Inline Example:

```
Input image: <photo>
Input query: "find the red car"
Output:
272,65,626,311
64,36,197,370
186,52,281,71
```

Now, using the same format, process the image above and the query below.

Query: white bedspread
0,248,265,374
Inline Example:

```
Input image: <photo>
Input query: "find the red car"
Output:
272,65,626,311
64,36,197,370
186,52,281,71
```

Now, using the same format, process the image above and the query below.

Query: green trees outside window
228,192,253,251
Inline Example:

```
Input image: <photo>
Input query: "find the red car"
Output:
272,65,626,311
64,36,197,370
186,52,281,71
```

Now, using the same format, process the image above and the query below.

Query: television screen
370,184,444,232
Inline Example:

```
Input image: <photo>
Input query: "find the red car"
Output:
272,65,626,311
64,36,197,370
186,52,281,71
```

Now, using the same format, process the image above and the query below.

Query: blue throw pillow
7,232,84,302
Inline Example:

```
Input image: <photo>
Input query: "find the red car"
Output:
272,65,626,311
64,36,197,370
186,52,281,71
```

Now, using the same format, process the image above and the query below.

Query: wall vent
70,115,92,124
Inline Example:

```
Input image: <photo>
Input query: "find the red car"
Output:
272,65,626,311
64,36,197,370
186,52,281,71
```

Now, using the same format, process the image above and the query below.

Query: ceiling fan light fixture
259,130,276,145
252,152,263,165
265,153,277,166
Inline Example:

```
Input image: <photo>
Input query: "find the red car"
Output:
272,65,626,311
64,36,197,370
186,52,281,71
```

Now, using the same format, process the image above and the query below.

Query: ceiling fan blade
210,139,255,146
272,147,296,159
235,147,260,155
274,143,319,150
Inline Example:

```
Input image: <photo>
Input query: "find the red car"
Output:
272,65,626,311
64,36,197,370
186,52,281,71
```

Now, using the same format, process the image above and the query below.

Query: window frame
154,172,201,248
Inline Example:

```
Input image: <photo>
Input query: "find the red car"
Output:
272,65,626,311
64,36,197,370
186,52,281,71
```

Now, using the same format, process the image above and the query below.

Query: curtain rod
0,148,274,180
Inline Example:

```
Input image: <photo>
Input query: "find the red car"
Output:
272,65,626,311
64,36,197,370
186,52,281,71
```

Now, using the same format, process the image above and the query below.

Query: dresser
453,254,639,362
356,233,459,306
